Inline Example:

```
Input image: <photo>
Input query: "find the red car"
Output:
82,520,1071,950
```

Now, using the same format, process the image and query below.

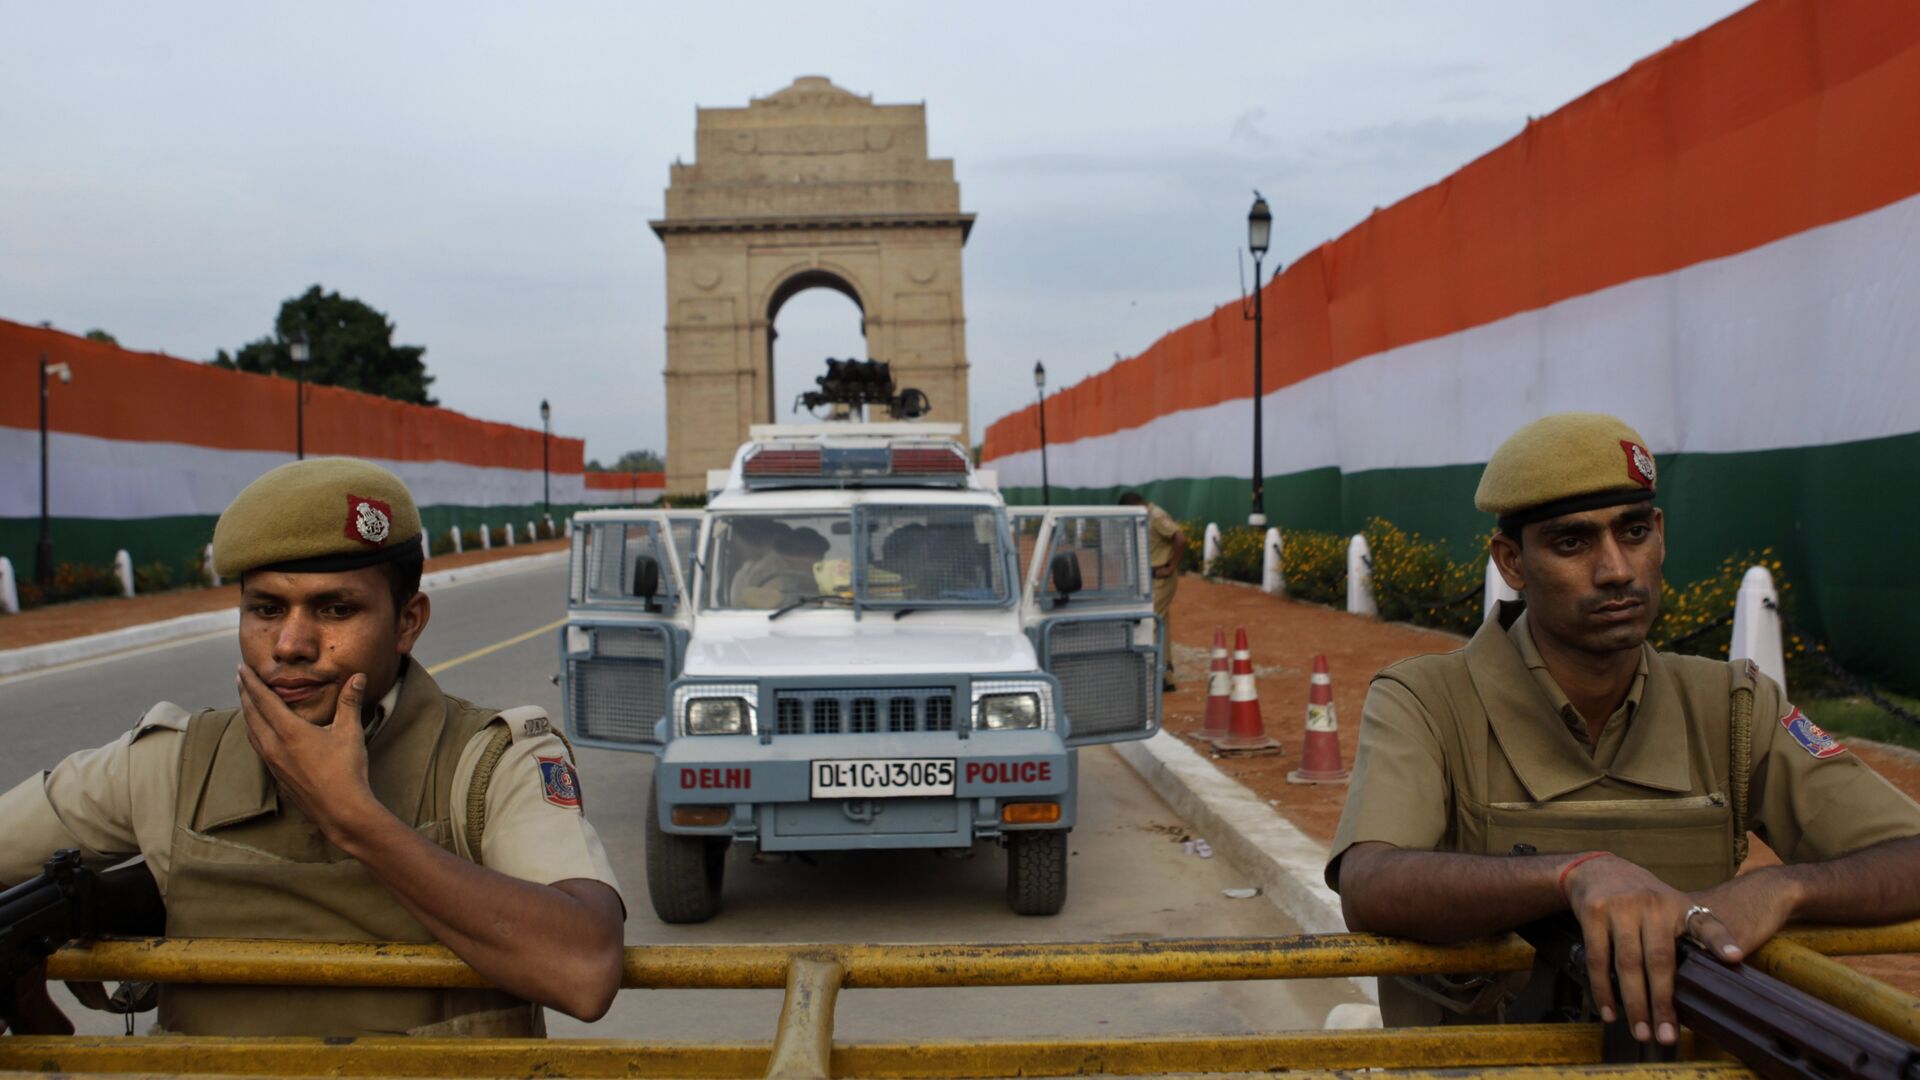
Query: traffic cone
1288,655,1351,784
1217,627,1279,752
1199,626,1232,742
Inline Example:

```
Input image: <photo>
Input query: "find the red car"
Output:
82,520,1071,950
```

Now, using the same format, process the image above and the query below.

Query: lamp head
288,331,311,364
1248,191,1272,259
540,398,551,423
1033,361,1045,390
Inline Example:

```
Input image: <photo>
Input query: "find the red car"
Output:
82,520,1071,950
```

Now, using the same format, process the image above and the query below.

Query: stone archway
764,267,865,420
652,76,975,494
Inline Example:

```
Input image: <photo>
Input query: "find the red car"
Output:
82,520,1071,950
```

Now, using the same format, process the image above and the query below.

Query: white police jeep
559,422,1162,922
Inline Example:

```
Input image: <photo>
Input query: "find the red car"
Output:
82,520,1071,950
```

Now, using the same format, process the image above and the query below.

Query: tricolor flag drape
982,0,1920,690
583,471,668,506
2,320,588,571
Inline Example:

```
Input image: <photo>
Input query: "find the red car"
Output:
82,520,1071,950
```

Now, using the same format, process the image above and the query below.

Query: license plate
811,758,956,798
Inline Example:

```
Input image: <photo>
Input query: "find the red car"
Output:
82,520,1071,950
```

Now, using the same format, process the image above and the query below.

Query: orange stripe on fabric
984,0,1920,459
0,321,585,473
584,471,665,491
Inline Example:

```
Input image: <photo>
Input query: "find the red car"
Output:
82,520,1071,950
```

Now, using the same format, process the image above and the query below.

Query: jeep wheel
1005,829,1068,915
646,797,726,923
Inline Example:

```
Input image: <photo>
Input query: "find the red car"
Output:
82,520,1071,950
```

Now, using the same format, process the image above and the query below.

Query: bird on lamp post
1243,192,1273,527
289,331,312,459
1034,361,1051,506
540,398,552,514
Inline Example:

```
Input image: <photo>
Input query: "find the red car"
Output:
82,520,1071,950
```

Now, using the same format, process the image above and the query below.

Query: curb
0,550,566,679
1109,731,1379,1004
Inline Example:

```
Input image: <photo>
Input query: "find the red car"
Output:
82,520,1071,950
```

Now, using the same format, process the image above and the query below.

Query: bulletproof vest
1374,605,1746,1026
158,668,542,1037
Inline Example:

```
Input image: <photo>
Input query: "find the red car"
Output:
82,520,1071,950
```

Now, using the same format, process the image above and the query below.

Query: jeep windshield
702,507,1012,612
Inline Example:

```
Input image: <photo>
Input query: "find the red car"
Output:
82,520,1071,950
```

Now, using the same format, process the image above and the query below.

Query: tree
211,285,437,405
587,449,665,472
84,329,119,346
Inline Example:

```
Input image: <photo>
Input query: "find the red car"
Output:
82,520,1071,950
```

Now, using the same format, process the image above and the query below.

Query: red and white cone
1199,626,1232,742
1288,655,1350,783
1217,626,1279,752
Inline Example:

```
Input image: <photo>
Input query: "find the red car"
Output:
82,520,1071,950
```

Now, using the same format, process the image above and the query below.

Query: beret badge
345,494,394,547
1621,441,1656,489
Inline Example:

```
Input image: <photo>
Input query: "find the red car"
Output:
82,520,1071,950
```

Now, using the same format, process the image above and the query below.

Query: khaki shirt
1146,503,1182,569
1330,604,1920,879
0,671,621,898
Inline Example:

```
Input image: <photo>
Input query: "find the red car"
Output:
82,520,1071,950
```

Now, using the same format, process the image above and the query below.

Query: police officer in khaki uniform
1329,413,1920,1044
1120,493,1187,691
0,459,626,1037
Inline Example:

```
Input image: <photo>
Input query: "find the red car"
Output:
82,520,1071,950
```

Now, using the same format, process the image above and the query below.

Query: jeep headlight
979,693,1041,730
686,698,749,736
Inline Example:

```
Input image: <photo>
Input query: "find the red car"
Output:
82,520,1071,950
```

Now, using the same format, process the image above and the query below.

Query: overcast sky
3,1,1747,463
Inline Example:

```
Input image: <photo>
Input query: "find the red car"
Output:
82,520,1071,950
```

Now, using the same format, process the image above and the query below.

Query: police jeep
558,420,1163,923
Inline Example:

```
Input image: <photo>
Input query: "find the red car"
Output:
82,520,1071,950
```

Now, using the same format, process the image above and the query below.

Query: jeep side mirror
633,555,662,612
1048,551,1082,607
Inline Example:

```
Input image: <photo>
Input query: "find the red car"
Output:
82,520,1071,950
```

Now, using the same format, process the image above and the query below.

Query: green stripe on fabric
1004,431,1920,694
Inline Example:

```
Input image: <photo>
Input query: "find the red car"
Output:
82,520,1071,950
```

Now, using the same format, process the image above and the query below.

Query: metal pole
1037,388,1051,506
542,419,551,513
36,352,52,585
295,366,305,460
1250,254,1266,527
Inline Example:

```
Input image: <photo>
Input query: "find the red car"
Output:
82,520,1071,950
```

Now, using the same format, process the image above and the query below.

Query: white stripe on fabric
992,190,1920,488
0,430,587,518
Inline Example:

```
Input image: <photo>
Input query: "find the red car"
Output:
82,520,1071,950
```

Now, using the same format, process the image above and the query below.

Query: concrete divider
1482,555,1518,623
1345,535,1375,616
113,550,134,597
1261,527,1284,595
1731,565,1788,695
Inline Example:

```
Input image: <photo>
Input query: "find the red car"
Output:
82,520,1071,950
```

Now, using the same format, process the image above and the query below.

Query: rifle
1511,912,1920,1080
0,849,166,1035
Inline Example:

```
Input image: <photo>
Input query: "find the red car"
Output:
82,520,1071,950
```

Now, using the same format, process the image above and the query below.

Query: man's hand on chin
237,664,382,839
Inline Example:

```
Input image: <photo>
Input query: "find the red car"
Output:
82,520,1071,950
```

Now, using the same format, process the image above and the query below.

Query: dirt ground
1160,573,1920,994
0,540,567,650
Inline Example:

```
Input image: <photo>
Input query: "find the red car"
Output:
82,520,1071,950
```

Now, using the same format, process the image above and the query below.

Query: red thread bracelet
1557,852,1611,901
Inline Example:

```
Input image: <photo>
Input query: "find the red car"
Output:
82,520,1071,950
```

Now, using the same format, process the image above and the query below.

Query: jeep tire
1005,829,1068,915
646,796,728,923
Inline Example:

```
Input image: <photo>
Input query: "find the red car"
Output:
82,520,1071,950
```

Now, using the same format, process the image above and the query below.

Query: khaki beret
1475,412,1657,529
213,457,423,577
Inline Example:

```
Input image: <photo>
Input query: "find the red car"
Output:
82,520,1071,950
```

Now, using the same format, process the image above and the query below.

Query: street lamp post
1033,361,1051,506
539,399,552,514
289,332,312,459
37,353,73,586
1245,193,1272,527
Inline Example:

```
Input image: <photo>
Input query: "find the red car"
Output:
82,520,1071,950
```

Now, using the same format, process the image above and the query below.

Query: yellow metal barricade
2,923,1916,1079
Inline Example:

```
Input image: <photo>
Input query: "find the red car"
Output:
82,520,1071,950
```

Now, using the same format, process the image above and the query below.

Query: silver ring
1684,904,1715,945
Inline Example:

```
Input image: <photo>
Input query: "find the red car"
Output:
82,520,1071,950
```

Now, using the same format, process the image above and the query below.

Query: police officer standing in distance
1120,493,1187,692
1329,413,1920,1042
0,458,625,1037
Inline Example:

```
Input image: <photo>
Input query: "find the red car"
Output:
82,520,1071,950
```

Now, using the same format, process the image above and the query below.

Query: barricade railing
8,924,1920,1079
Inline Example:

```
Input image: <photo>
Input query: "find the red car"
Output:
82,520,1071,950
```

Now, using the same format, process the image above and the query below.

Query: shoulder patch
1780,706,1846,759
494,705,554,743
132,701,193,740
538,755,583,809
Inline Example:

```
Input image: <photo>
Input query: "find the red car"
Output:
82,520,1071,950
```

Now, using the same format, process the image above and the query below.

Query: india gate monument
651,76,975,494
